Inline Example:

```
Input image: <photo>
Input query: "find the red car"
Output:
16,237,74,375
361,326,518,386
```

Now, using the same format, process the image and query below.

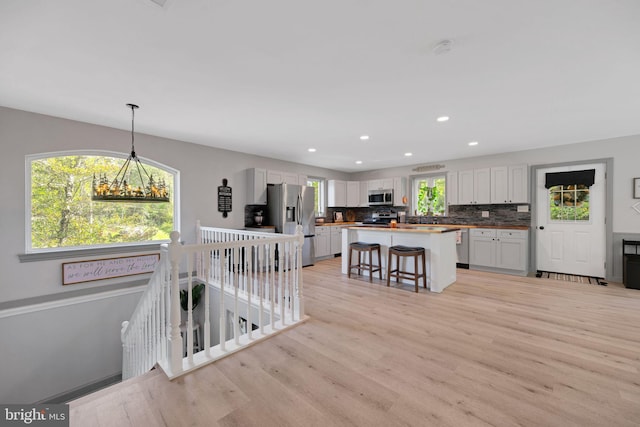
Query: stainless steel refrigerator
266,183,315,266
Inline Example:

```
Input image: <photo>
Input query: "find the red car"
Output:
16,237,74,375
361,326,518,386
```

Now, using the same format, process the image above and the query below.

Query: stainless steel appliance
362,211,398,226
267,183,315,267
368,189,394,206
456,228,469,268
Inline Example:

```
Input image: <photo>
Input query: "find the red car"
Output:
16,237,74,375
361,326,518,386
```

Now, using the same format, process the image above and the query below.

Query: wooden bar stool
387,245,427,292
348,242,382,282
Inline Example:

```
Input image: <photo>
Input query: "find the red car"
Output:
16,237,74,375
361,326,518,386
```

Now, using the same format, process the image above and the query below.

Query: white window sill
18,243,164,263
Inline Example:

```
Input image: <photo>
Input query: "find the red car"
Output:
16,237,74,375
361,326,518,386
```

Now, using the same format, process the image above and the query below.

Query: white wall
0,106,348,403
351,134,640,234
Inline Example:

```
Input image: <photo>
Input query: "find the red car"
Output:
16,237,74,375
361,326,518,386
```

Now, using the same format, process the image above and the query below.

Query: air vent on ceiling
412,164,446,172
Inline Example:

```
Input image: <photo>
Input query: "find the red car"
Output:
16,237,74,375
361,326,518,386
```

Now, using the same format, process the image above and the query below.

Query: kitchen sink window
306,176,325,216
412,174,446,216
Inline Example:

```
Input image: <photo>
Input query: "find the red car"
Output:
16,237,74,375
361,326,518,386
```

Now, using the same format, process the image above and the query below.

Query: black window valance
545,169,595,189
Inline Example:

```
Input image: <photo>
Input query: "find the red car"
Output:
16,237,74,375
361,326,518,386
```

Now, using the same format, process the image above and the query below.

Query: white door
536,163,605,277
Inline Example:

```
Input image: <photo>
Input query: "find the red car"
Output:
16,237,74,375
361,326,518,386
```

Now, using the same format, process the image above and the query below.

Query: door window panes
549,184,590,221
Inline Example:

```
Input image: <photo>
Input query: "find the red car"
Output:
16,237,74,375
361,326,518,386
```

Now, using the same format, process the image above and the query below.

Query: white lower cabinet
330,225,343,255
315,227,330,258
469,228,528,275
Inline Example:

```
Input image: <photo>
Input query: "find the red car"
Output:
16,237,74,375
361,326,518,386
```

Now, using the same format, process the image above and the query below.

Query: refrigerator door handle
297,194,302,225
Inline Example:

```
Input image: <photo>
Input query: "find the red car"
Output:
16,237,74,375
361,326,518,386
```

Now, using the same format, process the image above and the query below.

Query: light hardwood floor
70,258,640,426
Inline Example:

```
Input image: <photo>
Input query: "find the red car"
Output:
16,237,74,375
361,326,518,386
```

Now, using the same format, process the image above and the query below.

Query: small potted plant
180,282,206,312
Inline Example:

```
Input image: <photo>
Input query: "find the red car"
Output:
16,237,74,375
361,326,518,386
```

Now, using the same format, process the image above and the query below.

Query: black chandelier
92,104,169,203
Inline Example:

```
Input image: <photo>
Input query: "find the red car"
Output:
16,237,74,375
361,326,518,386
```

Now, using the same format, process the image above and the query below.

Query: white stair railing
121,223,306,380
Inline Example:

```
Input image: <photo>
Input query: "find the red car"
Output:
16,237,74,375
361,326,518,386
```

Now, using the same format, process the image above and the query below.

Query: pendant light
92,104,169,202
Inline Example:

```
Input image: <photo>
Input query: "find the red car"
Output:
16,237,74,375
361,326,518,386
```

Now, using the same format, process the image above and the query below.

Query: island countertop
346,225,460,233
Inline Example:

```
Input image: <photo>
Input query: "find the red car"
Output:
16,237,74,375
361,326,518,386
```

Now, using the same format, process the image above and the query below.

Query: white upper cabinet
508,164,528,203
474,168,491,204
283,172,298,185
368,178,394,191
490,166,509,203
247,168,267,204
490,164,528,204
346,181,360,207
446,171,458,206
458,170,475,204
266,169,307,186
266,170,284,184
393,177,407,206
328,180,347,207
359,181,369,207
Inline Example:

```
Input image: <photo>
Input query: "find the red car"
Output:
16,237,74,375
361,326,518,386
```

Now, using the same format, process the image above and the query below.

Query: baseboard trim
37,373,122,404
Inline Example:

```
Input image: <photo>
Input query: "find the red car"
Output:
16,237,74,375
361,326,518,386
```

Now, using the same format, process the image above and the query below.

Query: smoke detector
433,39,453,55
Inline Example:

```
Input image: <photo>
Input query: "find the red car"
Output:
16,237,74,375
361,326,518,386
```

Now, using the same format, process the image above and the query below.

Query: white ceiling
2,0,640,172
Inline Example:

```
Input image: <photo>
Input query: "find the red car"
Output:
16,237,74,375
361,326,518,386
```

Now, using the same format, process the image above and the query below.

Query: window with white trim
27,151,178,252
306,177,325,216
412,174,446,216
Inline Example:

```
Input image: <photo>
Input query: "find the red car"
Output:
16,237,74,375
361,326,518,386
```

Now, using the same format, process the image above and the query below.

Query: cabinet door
470,237,495,266
283,172,298,185
381,178,394,189
496,229,528,270
474,168,491,204
330,226,343,255
328,180,347,207
247,168,267,204
393,177,406,206
298,174,308,186
508,165,528,203
446,172,458,206
346,181,360,207
315,228,330,257
368,180,383,191
458,170,474,204
266,170,283,184
359,181,369,206
491,166,509,204
496,239,527,270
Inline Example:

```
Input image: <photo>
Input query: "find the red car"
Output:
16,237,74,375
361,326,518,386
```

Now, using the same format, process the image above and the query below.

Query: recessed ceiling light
404,152,413,157
308,148,316,152
360,135,370,141
436,116,449,122
468,141,479,146
355,160,363,164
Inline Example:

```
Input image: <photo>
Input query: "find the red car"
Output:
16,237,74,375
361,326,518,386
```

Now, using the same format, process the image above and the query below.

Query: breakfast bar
341,225,460,292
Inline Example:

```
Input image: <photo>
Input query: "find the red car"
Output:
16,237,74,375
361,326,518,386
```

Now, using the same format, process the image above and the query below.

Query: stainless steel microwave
368,189,394,206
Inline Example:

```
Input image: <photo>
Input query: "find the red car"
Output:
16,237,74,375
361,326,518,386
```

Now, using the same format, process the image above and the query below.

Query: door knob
539,226,545,230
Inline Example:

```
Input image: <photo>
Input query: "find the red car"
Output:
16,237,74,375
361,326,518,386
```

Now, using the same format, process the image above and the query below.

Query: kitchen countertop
400,223,530,230
319,222,529,230
346,225,460,233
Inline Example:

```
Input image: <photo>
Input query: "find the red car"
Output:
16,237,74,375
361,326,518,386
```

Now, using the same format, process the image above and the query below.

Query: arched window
27,151,179,252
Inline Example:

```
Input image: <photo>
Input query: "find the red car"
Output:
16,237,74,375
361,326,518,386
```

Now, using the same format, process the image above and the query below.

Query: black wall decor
218,178,232,218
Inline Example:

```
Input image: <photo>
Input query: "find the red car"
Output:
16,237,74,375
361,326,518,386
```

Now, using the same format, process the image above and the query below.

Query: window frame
411,173,447,216
25,150,180,254
306,176,326,217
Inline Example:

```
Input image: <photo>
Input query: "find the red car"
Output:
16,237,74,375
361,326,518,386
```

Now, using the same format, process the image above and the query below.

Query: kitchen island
341,225,459,292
